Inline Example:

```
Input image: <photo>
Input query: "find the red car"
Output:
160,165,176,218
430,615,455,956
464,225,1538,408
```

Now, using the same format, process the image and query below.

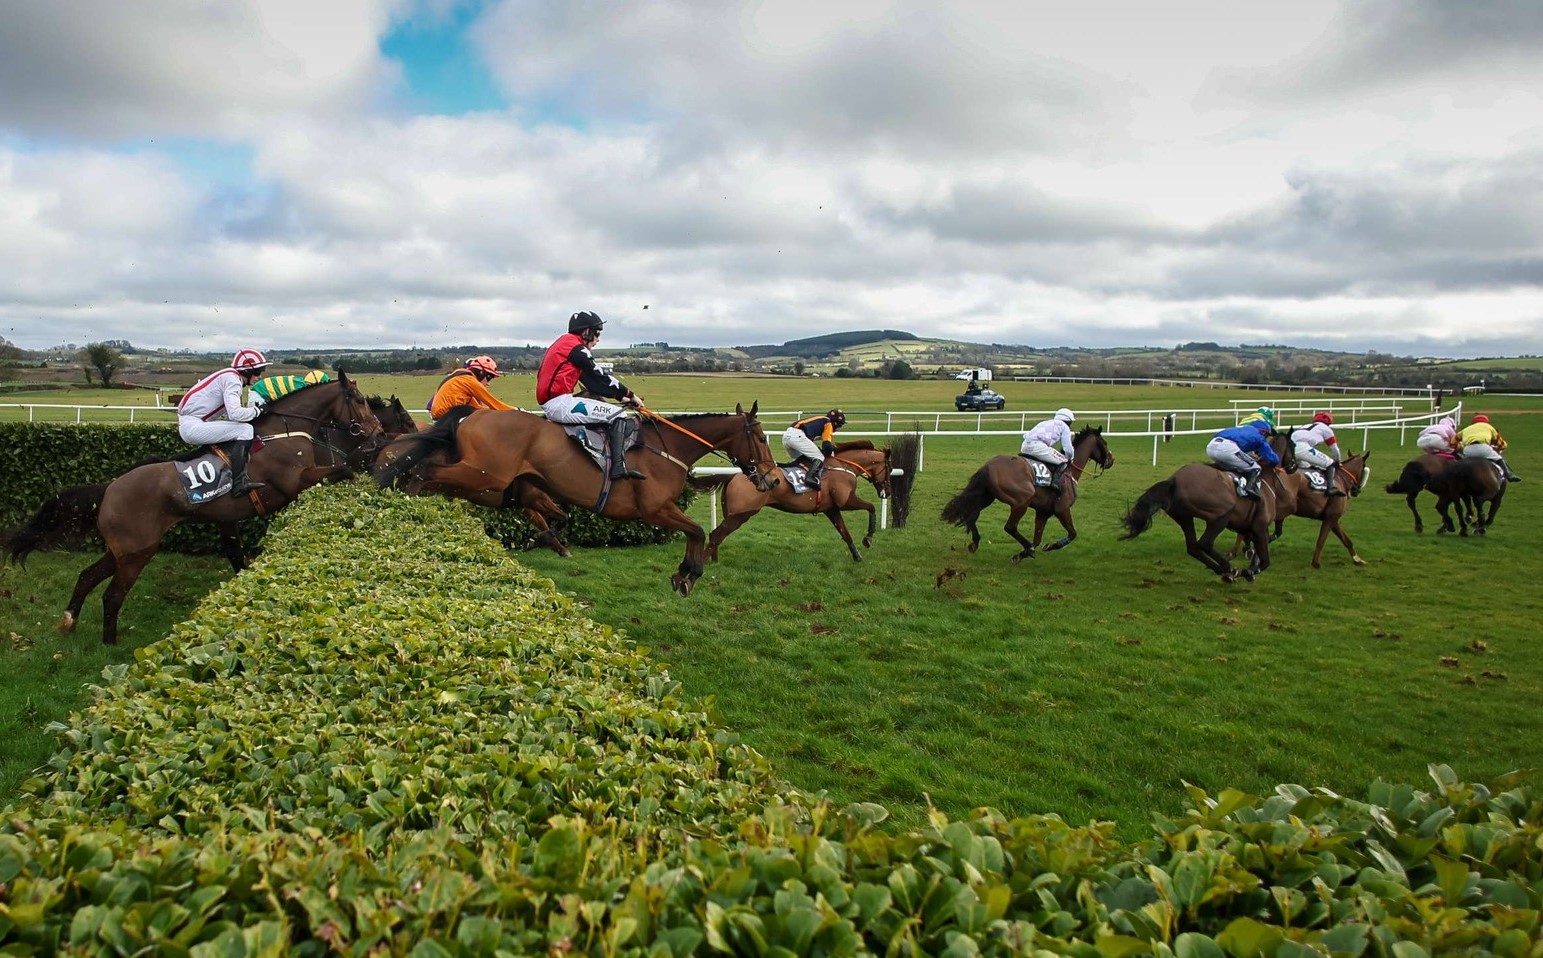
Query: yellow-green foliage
2,482,1539,955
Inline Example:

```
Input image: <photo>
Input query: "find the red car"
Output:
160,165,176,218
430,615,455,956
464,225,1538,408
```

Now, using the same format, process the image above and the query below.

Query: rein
827,454,885,484
636,406,770,480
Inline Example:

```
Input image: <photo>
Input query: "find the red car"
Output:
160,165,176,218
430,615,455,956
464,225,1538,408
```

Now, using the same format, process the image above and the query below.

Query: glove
822,441,834,456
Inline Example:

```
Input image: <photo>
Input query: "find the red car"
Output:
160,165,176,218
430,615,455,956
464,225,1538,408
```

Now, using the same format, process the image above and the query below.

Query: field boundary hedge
2,481,1539,955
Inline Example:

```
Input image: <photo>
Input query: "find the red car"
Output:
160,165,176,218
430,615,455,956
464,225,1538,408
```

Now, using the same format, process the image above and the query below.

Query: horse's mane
834,439,876,452
367,395,388,410
1073,424,1102,443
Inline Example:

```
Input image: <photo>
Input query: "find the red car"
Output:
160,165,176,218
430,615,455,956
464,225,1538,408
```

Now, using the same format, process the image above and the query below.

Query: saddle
561,423,637,472
1206,464,1253,498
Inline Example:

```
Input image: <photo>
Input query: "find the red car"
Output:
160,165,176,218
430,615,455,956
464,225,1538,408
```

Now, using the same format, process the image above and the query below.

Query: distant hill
737,329,920,359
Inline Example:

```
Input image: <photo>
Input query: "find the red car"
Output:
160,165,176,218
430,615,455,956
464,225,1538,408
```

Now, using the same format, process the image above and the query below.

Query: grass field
4,376,1539,841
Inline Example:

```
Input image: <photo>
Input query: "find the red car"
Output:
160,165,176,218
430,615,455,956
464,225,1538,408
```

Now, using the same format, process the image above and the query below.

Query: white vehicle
954,368,992,382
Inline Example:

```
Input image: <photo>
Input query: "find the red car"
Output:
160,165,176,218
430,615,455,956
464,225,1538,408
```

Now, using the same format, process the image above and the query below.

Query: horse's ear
735,402,744,415
750,400,759,416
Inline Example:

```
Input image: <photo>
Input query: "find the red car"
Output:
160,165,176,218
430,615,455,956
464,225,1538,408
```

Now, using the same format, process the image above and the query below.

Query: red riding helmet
231,348,270,372
1473,414,1490,424
1313,412,1333,424
464,355,502,378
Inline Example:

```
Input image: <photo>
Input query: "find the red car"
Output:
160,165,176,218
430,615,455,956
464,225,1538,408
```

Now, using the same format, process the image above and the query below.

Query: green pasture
3,377,1539,841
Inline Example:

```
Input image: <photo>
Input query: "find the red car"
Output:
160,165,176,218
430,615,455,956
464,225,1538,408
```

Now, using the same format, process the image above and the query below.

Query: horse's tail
375,406,474,488
1119,478,1176,540
888,432,920,528
1385,461,1428,495
4,482,107,564
940,466,995,528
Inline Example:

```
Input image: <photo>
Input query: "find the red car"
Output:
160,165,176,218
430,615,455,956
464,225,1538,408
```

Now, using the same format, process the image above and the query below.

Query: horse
1234,433,1372,568
1383,453,1469,533
1427,457,1507,536
8,374,384,644
697,440,905,563
368,395,421,437
940,426,1114,563
374,403,778,596
1120,462,1276,582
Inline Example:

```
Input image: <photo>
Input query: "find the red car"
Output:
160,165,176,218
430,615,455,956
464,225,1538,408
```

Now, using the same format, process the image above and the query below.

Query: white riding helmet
1054,407,1075,422
231,348,271,372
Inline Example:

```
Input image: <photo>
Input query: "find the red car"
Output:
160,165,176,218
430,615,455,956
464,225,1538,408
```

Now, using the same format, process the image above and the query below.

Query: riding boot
1242,469,1262,499
1325,463,1347,496
222,440,266,495
1500,457,1523,482
804,459,824,489
607,417,645,480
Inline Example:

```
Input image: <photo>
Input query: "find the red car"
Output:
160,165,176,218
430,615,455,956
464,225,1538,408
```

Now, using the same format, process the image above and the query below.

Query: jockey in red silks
536,310,646,480
176,348,272,494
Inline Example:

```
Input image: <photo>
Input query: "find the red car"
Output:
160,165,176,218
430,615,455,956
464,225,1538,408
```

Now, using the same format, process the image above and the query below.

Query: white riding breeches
1207,437,1260,475
179,416,253,445
1461,442,1501,462
1294,445,1335,470
782,429,823,463
1019,439,1068,465
542,393,627,425
1416,434,1452,454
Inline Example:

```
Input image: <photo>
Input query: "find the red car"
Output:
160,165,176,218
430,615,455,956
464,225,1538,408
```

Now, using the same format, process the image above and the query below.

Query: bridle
257,381,385,465
637,407,778,491
826,452,891,498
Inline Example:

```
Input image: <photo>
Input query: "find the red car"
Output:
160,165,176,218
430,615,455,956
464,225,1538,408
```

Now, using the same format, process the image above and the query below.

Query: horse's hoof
671,574,696,597
1353,556,1367,566
862,537,874,548
1311,561,1322,570
55,612,76,634
967,542,979,554
1241,570,1256,583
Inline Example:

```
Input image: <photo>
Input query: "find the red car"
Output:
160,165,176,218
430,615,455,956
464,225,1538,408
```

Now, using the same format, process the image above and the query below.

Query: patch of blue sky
382,4,506,116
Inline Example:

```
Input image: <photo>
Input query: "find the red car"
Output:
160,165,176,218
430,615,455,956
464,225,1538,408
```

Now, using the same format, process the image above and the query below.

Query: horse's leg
217,521,248,572
1405,492,1423,533
1042,505,1077,552
1192,517,1234,576
1329,520,1365,566
1177,519,1224,574
640,502,707,597
1003,502,1035,563
1030,509,1050,551
99,547,157,646
706,509,758,563
850,494,878,549
1311,519,1334,569
823,510,863,562
1435,495,1456,534
58,552,116,634
1224,531,1245,560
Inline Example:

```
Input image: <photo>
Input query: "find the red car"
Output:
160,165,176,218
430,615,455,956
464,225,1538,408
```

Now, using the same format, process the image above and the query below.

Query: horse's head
1075,425,1114,470
1345,452,1371,497
335,372,386,444
732,401,779,492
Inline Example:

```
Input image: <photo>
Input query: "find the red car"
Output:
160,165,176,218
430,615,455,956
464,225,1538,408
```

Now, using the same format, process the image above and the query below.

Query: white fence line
1007,376,1447,396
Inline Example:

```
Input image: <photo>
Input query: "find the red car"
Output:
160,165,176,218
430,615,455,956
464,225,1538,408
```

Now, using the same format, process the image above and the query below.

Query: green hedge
2,481,1538,956
0,423,685,555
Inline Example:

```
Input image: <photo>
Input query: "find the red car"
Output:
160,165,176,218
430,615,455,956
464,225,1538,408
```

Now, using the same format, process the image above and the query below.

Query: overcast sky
2,0,1541,358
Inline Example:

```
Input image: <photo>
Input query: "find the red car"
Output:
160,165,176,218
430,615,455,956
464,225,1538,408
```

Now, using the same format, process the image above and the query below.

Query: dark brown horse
1383,453,1469,533
375,403,777,596
1427,457,1507,536
940,426,1114,563
1120,462,1277,582
8,374,383,644
699,441,904,563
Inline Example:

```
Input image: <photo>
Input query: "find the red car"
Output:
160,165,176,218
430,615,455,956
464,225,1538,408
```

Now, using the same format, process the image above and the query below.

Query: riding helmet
465,355,502,378
568,310,605,335
828,409,847,426
232,348,271,371
1473,414,1490,423
1054,407,1075,422
1313,411,1333,424
1256,406,1276,425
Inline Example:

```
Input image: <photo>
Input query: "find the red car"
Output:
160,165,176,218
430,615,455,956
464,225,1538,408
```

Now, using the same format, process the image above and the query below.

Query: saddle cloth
176,449,235,505
778,463,816,494
1302,468,1330,492
1016,455,1056,487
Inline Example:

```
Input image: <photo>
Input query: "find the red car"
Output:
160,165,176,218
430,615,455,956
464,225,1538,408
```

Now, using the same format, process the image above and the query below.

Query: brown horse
940,426,1114,563
375,403,777,596
1235,434,1371,568
1383,453,1469,533
1120,463,1277,582
699,441,902,563
1428,457,1507,536
9,374,384,644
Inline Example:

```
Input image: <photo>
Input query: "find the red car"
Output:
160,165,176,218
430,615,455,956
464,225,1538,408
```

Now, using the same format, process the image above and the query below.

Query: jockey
1458,414,1522,482
1416,416,1460,456
176,348,271,495
1019,407,1077,494
1290,411,1345,496
783,408,847,489
1206,419,1281,499
1237,406,1276,430
537,310,645,480
429,355,516,420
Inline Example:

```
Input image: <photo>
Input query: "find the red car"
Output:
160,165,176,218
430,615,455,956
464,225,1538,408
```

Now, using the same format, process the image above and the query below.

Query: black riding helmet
828,408,846,426
569,310,605,335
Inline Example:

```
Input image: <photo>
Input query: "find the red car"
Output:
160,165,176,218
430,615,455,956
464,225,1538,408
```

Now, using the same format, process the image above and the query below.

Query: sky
1,0,1541,359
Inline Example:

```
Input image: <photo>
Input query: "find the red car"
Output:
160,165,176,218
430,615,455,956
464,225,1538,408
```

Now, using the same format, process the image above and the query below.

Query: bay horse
940,426,1114,563
1427,457,1507,536
8,374,384,644
1120,462,1276,582
1383,453,1469,533
374,403,778,596
698,441,903,563
1234,433,1371,568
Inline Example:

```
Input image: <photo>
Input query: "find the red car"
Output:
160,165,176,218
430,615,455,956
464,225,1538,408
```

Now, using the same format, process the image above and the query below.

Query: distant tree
0,336,22,361
79,342,125,386
887,359,914,380
793,360,806,376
